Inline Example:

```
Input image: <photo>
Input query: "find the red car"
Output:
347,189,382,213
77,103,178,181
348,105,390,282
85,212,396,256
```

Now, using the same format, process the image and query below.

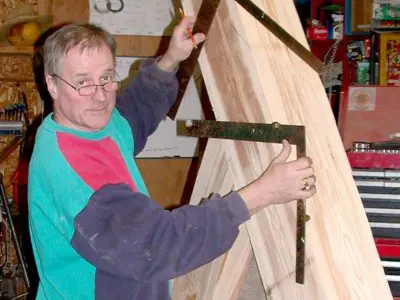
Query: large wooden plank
172,140,253,300
174,0,392,299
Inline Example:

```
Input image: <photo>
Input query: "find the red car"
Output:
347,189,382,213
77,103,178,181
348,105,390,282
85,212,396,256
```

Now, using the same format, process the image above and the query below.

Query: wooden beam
173,0,392,299
0,46,34,56
0,77,34,83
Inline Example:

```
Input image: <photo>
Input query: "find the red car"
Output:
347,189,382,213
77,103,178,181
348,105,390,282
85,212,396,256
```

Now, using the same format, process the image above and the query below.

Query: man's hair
43,23,117,75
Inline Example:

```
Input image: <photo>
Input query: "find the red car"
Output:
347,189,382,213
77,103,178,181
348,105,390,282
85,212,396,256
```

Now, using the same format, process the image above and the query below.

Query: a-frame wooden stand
172,0,392,299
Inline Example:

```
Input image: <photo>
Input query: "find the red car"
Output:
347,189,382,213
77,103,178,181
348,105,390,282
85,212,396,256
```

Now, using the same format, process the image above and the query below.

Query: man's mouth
89,107,107,112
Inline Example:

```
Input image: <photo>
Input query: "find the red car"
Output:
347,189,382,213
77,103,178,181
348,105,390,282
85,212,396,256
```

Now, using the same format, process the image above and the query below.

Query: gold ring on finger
303,178,311,190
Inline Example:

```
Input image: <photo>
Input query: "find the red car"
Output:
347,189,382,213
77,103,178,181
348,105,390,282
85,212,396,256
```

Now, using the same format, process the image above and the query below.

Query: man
28,17,316,300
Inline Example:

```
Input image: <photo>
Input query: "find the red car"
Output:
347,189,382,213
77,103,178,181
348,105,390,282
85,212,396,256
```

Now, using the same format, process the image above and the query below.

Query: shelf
308,38,339,42
0,78,34,83
0,46,34,56
348,84,400,88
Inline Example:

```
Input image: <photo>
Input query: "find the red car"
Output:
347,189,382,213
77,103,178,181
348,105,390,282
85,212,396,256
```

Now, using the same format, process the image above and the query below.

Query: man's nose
93,85,107,101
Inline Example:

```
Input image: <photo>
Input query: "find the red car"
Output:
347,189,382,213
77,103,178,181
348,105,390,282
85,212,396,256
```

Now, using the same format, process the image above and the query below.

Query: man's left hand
157,16,206,72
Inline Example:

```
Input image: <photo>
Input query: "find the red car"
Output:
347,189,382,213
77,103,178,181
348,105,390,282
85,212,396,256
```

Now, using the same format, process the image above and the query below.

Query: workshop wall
0,0,39,197
0,0,199,208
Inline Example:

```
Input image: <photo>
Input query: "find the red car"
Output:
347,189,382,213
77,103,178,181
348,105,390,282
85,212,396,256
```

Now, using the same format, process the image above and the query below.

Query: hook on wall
106,0,124,13
94,0,124,13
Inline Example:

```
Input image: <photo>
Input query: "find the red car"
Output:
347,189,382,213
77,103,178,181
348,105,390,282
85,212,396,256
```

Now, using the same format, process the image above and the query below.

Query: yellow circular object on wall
7,23,25,46
22,22,41,45
7,21,41,46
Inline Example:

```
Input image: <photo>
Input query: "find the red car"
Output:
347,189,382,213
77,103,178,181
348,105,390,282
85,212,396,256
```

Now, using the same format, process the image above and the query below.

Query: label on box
348,87,377,111
306,27,328,40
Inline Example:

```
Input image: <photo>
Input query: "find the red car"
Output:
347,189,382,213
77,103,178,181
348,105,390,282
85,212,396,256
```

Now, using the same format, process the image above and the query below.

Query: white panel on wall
116,57,203,158
89,0,177,36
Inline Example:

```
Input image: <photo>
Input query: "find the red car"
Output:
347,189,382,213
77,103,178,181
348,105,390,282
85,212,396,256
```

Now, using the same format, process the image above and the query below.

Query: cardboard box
339,86,400,149
306,26,328,40
378,32,400,85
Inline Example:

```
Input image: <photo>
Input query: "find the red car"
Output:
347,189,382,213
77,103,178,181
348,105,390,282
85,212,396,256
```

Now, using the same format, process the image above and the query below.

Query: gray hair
43,23,116,75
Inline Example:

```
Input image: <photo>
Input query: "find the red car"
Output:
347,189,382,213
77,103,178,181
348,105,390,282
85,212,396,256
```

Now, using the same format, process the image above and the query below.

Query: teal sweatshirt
28,59,250,299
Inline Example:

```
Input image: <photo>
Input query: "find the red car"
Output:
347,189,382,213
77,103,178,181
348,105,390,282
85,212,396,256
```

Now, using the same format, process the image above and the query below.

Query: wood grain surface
173,0,392,299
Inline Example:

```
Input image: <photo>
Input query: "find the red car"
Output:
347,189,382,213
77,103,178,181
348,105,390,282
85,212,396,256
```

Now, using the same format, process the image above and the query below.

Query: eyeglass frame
51,73,121,96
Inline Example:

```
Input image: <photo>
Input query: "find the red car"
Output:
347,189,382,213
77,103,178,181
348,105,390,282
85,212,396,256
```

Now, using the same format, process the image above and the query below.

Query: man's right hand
157,16,206,72
238,140,316,215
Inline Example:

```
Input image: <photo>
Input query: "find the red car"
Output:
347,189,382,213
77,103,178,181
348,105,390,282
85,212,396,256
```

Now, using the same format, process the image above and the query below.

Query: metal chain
324,38,340,67
320,39,341,90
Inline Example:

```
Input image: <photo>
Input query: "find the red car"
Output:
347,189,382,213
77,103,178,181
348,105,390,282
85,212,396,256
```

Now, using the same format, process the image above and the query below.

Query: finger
187,19,196,30
290,156,312,171
299,175,316,190
286,157,311,171
193,32,206,44
272,139,291,164
176,16,195,35
296,175,314,190
306,175,316,186
297,178,307,190
297,166,314,179
298,185,317,199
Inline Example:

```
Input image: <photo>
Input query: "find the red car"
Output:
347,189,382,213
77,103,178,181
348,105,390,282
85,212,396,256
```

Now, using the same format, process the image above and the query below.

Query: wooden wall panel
0,0,45,194
114,35,170,58
0,0,39,20
0,56,34,82
51,0,88,24
136,158,199,209
0,77,40,196
51,0,169,57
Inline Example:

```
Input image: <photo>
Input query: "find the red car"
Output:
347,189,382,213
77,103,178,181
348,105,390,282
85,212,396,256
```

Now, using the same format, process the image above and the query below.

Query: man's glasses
51,74,121,96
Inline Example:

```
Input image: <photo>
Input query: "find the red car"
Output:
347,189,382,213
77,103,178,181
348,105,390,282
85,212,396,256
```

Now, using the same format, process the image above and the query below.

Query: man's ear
45,74,58,100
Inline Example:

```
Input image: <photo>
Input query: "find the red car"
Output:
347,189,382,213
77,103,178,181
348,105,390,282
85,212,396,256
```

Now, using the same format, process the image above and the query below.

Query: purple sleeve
70,183,250,282
115,58,179,156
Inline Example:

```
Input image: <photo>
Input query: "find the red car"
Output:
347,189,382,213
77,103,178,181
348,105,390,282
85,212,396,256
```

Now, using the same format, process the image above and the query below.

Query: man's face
46,43,116,132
